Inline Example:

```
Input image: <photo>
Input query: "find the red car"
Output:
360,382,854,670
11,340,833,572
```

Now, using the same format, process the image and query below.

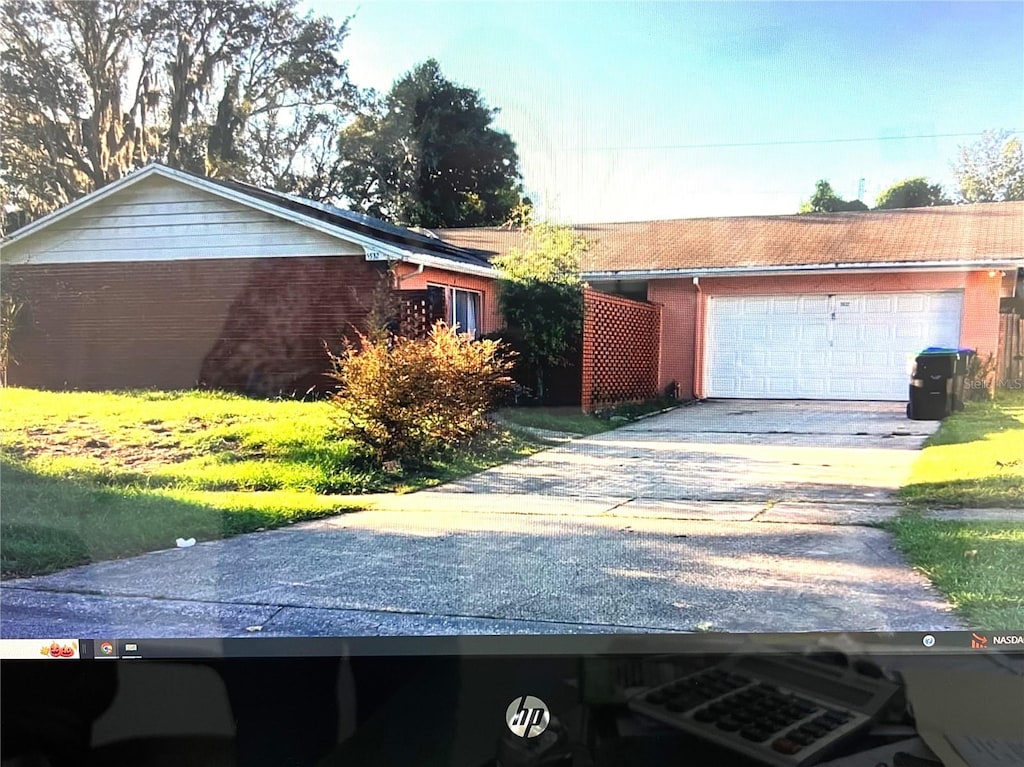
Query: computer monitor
2,2,1022,765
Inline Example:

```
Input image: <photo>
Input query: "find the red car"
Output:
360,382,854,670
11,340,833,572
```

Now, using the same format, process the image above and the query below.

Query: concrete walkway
1,400,973,638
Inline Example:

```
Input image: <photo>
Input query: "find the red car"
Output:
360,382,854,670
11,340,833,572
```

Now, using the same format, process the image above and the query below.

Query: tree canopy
798,180,868,213
874,177,950,209
0,0,358,233
951,130,1024,203
336,59,526,228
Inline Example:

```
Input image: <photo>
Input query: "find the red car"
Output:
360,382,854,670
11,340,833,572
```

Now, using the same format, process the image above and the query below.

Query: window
429,285,481,338
450,288,481,338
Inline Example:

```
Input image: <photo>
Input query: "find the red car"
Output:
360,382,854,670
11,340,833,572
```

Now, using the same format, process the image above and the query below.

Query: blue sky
314,1,1023,223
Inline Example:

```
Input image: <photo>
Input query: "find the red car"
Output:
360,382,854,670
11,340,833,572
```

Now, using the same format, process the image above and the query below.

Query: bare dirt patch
15,423,195,472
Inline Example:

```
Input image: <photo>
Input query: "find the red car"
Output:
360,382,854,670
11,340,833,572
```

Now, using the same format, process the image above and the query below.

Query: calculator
627,653,900,766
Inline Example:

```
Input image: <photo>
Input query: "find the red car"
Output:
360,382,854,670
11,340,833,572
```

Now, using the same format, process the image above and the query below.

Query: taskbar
2,631,1023,660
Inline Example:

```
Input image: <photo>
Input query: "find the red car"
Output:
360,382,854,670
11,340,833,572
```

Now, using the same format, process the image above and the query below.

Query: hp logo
505,695,550,738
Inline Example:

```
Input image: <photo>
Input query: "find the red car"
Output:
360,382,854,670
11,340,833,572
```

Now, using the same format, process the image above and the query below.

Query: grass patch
498,407,614,435
395,430,544,492
0,460,359,578
595,396,679,422
0,388,545,577
498,396,680,436
0,387,374,493
886,515,1024,629
899,391,1024,508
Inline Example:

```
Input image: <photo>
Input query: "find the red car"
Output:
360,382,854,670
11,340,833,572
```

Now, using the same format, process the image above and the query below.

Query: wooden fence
395,287,446,338
998,310,1024,389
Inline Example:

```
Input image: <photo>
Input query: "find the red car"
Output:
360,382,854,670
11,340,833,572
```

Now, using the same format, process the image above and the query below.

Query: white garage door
705,291,963,400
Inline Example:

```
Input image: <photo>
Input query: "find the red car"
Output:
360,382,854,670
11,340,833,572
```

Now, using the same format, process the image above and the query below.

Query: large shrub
492,222,587,401
327,323,514,465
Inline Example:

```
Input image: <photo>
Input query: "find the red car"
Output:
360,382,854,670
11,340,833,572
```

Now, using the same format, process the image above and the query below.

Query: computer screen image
3,3,1024,766
2,5,1024,763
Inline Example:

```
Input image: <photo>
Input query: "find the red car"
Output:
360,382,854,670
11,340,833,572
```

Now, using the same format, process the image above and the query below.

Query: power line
578,129,1021,152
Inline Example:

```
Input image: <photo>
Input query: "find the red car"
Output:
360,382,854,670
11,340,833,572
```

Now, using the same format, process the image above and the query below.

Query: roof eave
583,259,1023,281
370,248,498,278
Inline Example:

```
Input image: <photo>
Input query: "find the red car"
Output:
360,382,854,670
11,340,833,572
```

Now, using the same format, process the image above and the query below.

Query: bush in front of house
965,352,998,402
327,323,515,466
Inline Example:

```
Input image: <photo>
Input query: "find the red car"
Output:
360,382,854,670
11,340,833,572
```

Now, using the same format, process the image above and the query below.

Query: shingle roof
203,176,494,271
438,202,1024,275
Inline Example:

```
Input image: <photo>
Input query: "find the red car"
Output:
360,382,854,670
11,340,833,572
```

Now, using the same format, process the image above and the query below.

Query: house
441,202,1024,404
4,163,1021,406
0,164,500,394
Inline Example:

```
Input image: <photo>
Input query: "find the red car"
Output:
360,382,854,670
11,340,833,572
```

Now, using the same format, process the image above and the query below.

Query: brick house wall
5,256,388,394
647,280,699,399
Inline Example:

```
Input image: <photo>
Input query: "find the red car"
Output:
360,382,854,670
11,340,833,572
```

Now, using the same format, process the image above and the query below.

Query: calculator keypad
635,668,858,759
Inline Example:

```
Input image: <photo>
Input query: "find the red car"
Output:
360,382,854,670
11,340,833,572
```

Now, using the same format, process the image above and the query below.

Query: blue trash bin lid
919,346,975,356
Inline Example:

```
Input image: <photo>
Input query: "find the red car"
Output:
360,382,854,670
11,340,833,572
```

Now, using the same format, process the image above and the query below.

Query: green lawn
498,406,614,435
890,390,1024,629
0,388,538,577
899,391,1024,508
498,397,679,436
886,516,1024,629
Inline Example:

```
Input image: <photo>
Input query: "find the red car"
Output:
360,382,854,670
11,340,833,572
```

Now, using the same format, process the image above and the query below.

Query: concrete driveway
0,400,961,637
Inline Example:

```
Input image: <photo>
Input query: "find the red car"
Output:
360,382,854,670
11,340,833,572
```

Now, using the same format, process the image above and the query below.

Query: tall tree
338,59,525,227
874,177,950,209
149,0,358,188
799,180,868,213
952,129,1024,203
0,0,155,224
0,0,357,234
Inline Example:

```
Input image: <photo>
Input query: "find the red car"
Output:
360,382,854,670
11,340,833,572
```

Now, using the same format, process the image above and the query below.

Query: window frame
427,283,483,338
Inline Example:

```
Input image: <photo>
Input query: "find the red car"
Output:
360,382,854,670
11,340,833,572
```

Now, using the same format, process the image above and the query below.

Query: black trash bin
907,347,975,420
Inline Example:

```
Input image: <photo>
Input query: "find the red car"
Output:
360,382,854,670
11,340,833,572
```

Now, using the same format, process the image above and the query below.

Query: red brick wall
960,270,1003,358
648,280,699,398
581,288,662,412
4,256,387,394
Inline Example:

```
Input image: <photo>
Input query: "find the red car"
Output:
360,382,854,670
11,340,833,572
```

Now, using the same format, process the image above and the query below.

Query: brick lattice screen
395,287,446,338
581,288,662,412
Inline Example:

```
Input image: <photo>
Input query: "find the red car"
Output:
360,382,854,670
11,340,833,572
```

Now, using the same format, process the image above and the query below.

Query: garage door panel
863,296,895,313
800,296,830,312
769,324,800,343
745,298,771,314
741,323,769,341
706,290,963,400
796,378,828,397
896,294,928,312
862,324,893,343
929,293,963,311
896,323,928,339
773,350,800,367
772,297,801,313
831,350,859,368
800,324,828,343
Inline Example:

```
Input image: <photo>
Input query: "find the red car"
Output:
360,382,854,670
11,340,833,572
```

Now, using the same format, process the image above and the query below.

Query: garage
704,291,963,400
